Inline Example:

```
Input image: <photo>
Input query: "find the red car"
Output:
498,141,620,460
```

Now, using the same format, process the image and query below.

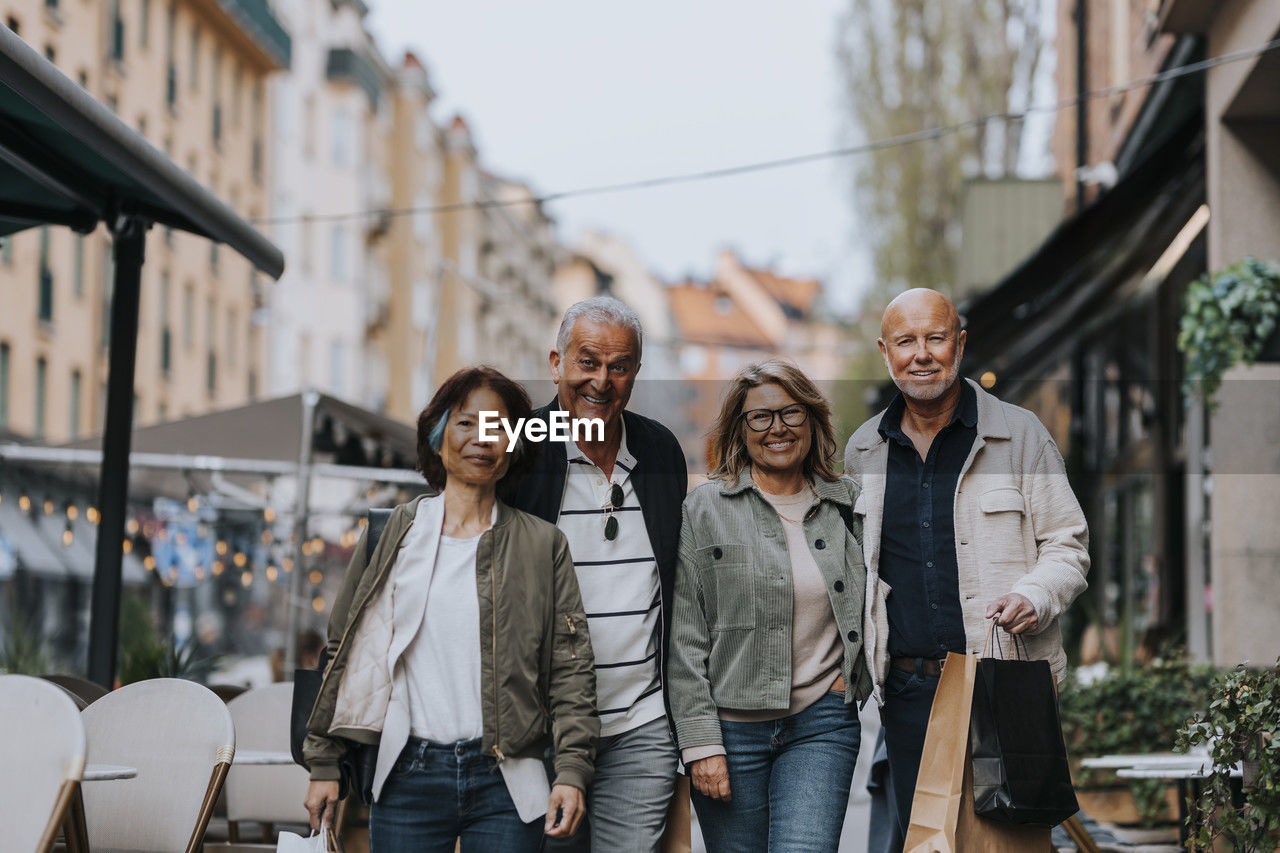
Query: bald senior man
844,288,1090,846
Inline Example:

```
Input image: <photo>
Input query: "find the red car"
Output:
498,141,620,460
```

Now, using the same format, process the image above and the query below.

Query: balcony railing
217,0,291,69
325,47,382,108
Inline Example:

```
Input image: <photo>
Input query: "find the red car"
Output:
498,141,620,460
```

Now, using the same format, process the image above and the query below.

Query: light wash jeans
691,691,861,853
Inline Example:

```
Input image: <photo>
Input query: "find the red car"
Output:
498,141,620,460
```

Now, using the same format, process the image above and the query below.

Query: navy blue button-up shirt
877,381,978,659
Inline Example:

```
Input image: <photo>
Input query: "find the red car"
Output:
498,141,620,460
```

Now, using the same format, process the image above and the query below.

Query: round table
233,749,297,766
82,764,137,781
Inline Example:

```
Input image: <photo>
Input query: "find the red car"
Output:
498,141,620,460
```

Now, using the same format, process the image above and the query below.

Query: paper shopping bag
903,652,977,852
660,773,692,853
904,653,1052,852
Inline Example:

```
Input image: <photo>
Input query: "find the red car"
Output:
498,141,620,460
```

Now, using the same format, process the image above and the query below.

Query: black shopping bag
969,623,1079,826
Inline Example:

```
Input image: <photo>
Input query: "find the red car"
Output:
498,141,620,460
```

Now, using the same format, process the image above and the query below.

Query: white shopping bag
276,826,338,853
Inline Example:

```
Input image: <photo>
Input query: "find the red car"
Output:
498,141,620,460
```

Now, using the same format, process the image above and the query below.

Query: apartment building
0,0,290,443
266,0,390,409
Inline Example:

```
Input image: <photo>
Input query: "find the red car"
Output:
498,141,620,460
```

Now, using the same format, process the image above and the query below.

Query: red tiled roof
668,282,773,347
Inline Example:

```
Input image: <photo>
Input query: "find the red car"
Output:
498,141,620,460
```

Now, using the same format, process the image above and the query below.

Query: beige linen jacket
844,378,1089,702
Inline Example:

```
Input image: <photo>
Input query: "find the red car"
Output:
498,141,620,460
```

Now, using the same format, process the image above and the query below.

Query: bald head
880,288,961,340
877,288,966,403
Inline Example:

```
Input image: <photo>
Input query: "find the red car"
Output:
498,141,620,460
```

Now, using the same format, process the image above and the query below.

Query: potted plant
1060,655,1217,825
1178,257,1280,411
1177,659,1280,852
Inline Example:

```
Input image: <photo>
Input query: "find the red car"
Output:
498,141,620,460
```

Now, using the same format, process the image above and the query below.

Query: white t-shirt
402,532,484,742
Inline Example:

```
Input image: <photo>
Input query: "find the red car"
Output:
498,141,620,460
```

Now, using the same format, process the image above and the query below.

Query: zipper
491,542,504,762
564,614,578,659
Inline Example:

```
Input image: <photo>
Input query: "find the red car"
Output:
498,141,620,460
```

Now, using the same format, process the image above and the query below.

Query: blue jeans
692,691,861,853
880,664,941,848
369,737,543,853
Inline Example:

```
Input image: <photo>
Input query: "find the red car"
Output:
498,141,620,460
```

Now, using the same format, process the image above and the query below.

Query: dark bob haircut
416,366,536,494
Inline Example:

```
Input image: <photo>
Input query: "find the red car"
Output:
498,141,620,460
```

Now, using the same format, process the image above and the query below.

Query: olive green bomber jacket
302,494,599,793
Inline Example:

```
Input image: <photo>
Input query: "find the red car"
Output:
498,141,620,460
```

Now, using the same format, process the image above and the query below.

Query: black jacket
507,400,688,696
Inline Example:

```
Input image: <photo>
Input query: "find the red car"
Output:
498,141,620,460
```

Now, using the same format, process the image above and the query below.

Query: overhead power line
254,37,1280,228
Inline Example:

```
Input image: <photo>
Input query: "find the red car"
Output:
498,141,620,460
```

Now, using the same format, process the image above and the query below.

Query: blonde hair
708,359,840,483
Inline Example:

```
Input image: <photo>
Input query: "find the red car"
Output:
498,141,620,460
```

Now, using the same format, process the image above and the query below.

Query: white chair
80,678,235,853
0,674,86,853
223,683,313,844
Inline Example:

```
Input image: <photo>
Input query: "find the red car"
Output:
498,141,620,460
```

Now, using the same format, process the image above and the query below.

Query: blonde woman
668,359,871,852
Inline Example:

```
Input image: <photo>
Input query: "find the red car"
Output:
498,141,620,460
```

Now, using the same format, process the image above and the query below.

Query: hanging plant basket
1177,257,1280,410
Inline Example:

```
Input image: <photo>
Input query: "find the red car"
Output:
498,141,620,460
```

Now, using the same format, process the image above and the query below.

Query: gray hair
556,296,644,361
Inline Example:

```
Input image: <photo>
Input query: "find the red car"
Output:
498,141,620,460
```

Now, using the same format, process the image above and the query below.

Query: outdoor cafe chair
40,674,110,707
0,674,86,853
223,683,316,844
80,678,235,852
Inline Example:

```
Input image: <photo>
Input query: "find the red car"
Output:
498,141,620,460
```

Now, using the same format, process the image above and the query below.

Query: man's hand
691,755,731,801
304,780,340,832
986,592,1039,635
545,783,586,838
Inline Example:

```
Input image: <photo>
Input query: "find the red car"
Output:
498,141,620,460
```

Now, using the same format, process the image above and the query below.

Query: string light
43,498,54,515
87,506,99,524
126,518,139,535
266,565,279,582
312,596,325,613
212,560,225,576
62,528,73,547
18,495,30,513
122,539,134,554
233,552,247,568
143,555,156,571
65,504,79,521
264,507,276,523
282,557,294,572
216,540,228,555
240,570,253,588
308,570,323,586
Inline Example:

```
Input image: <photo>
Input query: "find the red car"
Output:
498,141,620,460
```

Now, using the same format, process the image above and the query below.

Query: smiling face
549,317,640,432
878,289,966,403
741,382,812,479
439,386,513,488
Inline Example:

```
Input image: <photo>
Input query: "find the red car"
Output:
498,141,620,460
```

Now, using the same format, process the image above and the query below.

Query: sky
364,0,868,314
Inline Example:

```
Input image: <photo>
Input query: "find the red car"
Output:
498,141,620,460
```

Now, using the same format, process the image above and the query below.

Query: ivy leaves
1178,257,1280,410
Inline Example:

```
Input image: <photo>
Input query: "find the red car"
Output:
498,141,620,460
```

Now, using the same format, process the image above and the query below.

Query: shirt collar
877,379,978,439
564,416,635,473
720,465,853,506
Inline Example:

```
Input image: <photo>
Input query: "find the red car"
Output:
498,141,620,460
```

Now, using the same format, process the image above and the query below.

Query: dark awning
959,118,1206,398
0,24,284,277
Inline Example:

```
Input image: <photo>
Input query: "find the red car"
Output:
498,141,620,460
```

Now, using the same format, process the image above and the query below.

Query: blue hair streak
427,407,450,452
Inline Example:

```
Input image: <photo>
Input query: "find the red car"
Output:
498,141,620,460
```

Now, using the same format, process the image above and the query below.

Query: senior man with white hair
509,296,688,852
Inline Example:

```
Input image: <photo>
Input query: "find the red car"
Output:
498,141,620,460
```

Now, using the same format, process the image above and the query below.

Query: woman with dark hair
668,359,871,852
303,366,598,851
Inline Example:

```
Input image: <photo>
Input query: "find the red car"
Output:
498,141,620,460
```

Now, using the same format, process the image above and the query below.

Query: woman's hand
544,783,586,838
691,755,731,801
304,780,341,832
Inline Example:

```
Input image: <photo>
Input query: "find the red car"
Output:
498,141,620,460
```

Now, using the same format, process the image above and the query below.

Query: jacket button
834,580,845,592
712,547,723,559
847,629,859,642
815,539,826,550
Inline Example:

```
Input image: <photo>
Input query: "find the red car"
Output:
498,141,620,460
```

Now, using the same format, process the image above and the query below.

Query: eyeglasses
602,482,623,541
742,405,808,433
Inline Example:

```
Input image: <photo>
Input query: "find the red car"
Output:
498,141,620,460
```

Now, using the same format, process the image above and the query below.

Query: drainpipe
1075,0,1089,208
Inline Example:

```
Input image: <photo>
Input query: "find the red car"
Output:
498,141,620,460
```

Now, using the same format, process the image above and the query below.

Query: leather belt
890,656,946,678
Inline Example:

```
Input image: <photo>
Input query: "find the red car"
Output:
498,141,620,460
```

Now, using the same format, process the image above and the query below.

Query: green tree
834,0,1051,425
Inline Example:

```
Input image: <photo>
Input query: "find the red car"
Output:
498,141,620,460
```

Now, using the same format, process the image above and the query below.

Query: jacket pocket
978,487,1027,563
696,543,755,631
553,613,587,662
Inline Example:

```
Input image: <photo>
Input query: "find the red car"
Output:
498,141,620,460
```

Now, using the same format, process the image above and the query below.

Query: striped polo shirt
558,424,664,737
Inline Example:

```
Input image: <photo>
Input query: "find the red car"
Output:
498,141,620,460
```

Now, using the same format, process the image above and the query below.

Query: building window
101,242,114,349
206,296,216,397
209,241,219,273
38,226,53,323
232,64,242,126
35,357,47,439
0,343,9,430
44,45,55,63
160,272,172,375
332,109,351,167
189,24,199,92
165,3,176,107
330,340,345,397
1,235,12,266
331,225,348,280
6,17,19,35
73,233,84,297
109,0,124,62
69,369,81,439
303,95,316,159
211,46,222,145
226,307,237,367
139,0,149,49
45,0,57,13
183,283,194,351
